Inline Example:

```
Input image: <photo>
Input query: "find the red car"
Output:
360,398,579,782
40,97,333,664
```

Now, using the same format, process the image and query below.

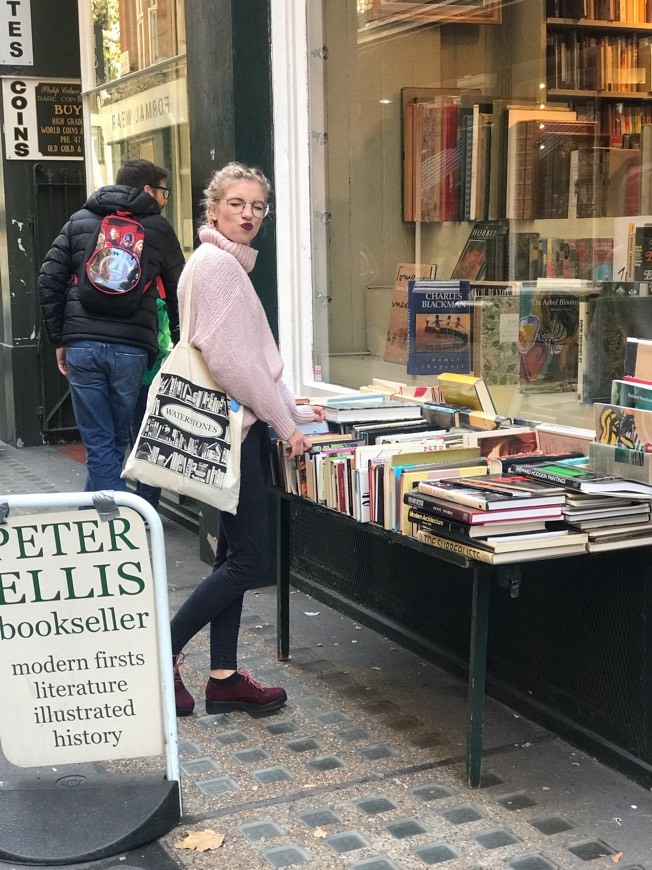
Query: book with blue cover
407,280,472,375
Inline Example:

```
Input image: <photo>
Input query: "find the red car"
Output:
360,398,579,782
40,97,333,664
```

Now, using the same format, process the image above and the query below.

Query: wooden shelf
547,17,652,32
548,88,651,101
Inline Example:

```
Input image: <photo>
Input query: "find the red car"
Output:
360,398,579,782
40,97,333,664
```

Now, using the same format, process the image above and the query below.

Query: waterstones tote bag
123,260,243,513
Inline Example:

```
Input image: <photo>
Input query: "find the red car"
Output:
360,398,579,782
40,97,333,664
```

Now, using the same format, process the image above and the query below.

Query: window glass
307,0,652,427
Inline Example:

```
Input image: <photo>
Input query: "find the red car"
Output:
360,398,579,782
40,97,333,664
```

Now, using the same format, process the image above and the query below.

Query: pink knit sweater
177,226,314,441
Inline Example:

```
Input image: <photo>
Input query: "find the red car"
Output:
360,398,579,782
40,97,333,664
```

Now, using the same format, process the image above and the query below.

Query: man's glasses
152,185,170,200
225,198,269,218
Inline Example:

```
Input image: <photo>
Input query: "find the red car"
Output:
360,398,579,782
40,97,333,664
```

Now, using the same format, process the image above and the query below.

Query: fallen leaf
304,611,320,616
313,827,327,838
371,666,381,670
611,852,623,863
175,830,224,852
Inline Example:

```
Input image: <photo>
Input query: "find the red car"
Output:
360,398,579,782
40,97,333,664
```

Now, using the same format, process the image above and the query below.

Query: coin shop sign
0,509,164,766
1,77,83,159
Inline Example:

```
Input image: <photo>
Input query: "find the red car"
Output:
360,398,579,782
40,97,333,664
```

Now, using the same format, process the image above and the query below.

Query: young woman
171,163,324,715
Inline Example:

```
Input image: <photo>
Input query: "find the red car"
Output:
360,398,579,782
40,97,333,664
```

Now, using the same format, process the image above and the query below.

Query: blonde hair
201,162,271,227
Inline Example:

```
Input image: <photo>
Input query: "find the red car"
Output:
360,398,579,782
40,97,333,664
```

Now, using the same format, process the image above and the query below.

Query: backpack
76,212,154,316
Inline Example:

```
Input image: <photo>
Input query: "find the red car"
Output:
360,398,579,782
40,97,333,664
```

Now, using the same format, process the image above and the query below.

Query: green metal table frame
272,490,523,788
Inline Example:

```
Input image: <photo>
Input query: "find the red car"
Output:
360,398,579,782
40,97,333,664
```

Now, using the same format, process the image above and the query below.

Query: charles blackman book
407,280,472,375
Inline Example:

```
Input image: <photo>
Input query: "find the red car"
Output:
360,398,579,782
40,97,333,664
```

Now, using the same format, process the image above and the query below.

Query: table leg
467,563,490,788
276,496,291,661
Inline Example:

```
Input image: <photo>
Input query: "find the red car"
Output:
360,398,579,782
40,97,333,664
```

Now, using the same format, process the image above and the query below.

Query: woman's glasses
225,198,269,218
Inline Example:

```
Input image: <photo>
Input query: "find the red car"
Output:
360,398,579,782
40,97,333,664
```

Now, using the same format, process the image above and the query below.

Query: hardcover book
416,479,565,511
611,379,652,410
414,530,586,564
384,262,434,365
407,280,472,375
583,283,652,404
470,281,521,385
511,460,652,497
436,372,496,414
624,337,652,382
518,285,588,392
594,402,652,451
451,221,509,282
404,490,564,524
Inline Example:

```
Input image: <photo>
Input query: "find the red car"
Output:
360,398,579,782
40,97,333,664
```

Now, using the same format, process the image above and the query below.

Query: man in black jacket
38,158,185,494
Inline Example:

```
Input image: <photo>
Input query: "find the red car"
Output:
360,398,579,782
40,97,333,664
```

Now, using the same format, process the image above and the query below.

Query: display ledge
548,88,651,100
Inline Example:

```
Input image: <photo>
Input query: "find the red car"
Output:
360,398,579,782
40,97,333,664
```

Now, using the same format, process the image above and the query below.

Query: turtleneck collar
198,225,258,273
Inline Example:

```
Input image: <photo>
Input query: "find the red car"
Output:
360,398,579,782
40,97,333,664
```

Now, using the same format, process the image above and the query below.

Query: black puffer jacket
38,185,184,364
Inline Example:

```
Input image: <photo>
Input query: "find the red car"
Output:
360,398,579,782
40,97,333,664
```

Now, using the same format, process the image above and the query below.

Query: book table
273,489,548,789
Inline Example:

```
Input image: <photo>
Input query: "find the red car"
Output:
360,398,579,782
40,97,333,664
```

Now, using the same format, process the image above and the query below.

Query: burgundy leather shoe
173,653,195,716
205,668,287,714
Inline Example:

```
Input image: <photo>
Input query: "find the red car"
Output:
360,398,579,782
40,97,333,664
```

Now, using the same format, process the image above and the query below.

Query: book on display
416,479,565,511
511,461,652,497
415,530,586,564
404,490,564,524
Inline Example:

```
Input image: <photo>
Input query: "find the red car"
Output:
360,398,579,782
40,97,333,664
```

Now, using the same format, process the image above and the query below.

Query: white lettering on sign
0,508,164,767
0,0,33,65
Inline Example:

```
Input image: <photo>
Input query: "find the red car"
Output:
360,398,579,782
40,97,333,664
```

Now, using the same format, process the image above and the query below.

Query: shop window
305,0,652,427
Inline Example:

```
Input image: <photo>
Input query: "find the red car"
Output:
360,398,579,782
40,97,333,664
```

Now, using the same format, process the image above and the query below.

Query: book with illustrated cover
407,280,472,375
463,428,539,459
518,284,590,392
451,473,568,496
436,371,496,414
471,281,522,385
416,479,565,511
594,402,652,451
451,221,509,281
384,263,434,365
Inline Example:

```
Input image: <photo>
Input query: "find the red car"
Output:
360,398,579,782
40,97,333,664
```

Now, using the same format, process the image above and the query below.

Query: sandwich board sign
0,492,180,865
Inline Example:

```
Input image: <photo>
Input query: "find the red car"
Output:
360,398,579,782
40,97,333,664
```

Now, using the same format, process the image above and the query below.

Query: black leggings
170,421,271,669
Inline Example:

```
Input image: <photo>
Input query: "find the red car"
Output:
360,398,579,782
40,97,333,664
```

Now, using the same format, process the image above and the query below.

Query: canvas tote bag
123,259,243,513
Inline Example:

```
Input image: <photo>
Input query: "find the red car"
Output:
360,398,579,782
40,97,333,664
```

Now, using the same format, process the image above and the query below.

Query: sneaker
205,667,287,714
173,653,195,716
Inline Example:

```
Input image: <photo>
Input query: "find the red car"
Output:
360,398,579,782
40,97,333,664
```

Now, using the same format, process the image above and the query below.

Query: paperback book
407,280,472,375
588,441,652,484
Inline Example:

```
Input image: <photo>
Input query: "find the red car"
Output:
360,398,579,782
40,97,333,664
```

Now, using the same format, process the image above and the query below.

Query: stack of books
403,474,589,564
510,459,652,552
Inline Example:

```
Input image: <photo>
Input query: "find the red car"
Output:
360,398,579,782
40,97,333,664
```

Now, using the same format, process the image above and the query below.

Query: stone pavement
0,440,651,870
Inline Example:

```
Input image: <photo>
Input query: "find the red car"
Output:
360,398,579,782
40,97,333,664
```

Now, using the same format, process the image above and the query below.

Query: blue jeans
66,341,147,493
129,383,162,508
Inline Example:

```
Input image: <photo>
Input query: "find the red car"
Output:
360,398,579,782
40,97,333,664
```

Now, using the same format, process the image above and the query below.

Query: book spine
405,491,477,523
415,530,494,563
408,508,481,542
417,482,496,510
509,463,582,489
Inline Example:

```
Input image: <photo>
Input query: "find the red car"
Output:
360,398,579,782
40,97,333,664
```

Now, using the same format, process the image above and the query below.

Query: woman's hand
285,428,313,459
311,405,326,422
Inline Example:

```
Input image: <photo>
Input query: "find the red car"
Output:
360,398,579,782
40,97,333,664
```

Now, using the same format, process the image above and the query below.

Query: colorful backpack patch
78,212,152,316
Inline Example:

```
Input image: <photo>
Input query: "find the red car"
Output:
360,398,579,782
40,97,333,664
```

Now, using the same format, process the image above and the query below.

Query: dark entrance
32,163,86,441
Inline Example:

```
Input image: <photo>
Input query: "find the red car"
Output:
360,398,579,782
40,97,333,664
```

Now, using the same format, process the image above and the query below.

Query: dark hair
116,158,167,190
